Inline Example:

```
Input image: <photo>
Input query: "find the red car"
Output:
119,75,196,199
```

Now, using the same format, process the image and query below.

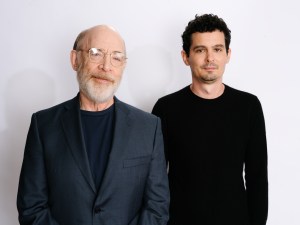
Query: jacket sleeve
137,118,170,225
17,114,60,225
245,97,268,225
152,99,169,163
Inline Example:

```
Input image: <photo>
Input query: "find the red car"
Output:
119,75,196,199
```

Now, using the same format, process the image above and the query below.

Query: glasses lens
111,52,126,67
89,48,103,63
88,48,126,67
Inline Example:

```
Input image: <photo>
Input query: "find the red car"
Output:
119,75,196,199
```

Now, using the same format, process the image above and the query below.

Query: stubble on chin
193,72,217,84
200,74,218,83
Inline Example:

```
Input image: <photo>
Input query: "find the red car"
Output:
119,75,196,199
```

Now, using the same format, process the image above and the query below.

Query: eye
214,48,223,52
89,48,104,57
112,52,125,62
195,48,205,53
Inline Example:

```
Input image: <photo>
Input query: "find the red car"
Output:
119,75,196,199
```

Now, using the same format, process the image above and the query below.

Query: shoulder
34,95,78,120
153,86,190,112
225,85,260,103
157,86,190,103
224,85,263,114
115,98,159,122
115,98,162,135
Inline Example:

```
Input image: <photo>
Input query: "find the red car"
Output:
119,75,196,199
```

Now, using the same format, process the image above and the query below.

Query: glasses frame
77,48,127,67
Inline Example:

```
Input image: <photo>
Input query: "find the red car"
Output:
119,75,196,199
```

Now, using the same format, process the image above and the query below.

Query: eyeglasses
78,48,127,67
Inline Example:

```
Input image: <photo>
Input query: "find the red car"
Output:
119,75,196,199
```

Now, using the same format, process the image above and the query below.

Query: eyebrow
192,44,225,50
95,48,124,54
213,44,225,48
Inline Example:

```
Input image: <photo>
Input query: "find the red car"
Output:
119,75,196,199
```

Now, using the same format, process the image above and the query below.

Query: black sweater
152,85,268,225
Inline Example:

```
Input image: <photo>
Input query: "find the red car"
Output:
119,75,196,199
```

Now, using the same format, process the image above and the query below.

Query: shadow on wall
0,69,55,225
126,45,173,112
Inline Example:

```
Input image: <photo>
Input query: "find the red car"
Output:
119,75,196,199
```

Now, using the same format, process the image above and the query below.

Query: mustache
76,65,115,83
91,74,115,83
201,63,218,69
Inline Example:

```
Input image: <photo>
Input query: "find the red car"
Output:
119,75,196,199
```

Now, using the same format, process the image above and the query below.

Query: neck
190,82,225,99
79,93,114,111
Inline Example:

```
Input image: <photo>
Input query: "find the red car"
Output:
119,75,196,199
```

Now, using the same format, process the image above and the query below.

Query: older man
17,25,169,225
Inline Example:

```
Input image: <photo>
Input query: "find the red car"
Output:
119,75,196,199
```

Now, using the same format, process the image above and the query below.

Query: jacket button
94,206,101,214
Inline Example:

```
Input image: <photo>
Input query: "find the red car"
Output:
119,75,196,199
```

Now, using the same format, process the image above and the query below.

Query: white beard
77,72,121,104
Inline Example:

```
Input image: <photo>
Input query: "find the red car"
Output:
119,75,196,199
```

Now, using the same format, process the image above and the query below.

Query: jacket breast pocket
123,156,151,168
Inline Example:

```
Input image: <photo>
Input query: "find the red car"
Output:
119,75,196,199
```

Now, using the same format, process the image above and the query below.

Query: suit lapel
97,98,133,195
61,96,96,193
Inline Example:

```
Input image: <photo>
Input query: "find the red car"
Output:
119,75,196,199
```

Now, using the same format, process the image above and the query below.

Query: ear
181,50,190,66
70,50,79,71
226,48,232,63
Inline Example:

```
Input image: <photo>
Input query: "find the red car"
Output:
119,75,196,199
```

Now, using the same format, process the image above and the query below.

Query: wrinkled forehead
81,27,126,53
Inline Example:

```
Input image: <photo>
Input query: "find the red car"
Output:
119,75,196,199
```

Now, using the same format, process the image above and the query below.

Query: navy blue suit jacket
17,95,169,225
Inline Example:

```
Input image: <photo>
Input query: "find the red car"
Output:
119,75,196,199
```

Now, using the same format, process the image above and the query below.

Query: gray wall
1,0,299,224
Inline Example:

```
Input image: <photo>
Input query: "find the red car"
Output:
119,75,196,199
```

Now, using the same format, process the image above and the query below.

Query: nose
206,51,214,62
99,54,111,71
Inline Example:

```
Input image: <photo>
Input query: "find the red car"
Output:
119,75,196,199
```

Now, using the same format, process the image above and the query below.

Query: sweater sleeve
244,97,268,225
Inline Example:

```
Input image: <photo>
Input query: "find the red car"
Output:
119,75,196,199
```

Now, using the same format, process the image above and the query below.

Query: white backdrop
1,0,299,224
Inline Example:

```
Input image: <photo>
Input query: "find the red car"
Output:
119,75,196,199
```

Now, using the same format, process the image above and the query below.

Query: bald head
73,25,126,54
70,25,127,107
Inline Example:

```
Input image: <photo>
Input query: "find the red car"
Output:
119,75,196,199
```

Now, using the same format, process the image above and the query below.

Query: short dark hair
182,14,231,56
